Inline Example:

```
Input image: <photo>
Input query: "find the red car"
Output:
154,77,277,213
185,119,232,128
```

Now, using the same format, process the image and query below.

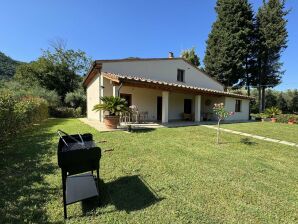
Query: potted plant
265,107,281,123
260,113,268,122
251,113,262,121
93,96,128,129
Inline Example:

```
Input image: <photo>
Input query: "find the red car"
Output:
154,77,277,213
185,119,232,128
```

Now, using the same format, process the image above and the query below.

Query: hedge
276,114,298,123
49,106,82,118
251,113,298,124
0,91,48,140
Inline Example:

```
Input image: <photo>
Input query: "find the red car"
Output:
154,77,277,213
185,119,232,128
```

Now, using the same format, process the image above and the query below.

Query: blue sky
1,0,297,90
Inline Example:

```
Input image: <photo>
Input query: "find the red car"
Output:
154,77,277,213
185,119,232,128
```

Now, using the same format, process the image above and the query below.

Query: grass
0,118,297,223
219,121,298,143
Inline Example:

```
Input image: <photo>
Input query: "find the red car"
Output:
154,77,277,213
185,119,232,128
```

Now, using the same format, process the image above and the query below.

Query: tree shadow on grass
217,137,258,146
0,119,65,224
81,175,162,216
240,137,258,146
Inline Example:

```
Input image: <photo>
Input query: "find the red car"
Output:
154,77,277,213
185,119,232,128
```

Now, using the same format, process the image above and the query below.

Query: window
177,69,185,82
235,100,241,112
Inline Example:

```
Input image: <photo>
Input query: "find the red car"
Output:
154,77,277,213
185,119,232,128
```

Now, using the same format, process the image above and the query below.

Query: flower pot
104,115,120,129
271,118,277,123
288,121,295,125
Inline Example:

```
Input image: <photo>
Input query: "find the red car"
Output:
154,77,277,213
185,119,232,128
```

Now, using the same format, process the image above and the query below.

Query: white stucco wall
120,86,162,120
101,59,224,91
224,97,249,121
87,75,249,122
168,92,195,120
201,95,225,120
86,73,100,120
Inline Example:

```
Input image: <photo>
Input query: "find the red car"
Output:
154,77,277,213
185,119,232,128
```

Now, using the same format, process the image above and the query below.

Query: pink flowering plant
213,103,234,144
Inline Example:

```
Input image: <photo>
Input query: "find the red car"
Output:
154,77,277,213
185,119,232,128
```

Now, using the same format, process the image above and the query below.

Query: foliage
251,113,268,120
0,80,60,107
204,0,255,87
93,96,128,116
0,91,48,140
277,92,288,113
14,41,91,102
49,106,82,118
256,0,288,111
64,88,86,114
265,106,282,118
213,103,234,143
275,114,298,123
291,90,298,113
0,51,22,80
265,89,277,108
181,47,200,67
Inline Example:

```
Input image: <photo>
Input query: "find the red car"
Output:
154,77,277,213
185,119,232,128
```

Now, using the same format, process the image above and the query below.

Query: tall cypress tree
204,0,255,88
256,0,288,111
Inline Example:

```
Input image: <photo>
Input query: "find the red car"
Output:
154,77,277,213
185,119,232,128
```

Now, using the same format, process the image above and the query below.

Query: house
83,53,252,123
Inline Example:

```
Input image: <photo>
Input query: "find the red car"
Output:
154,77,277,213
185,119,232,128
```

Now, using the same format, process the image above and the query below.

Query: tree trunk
258,86,262,113
262,86,266,111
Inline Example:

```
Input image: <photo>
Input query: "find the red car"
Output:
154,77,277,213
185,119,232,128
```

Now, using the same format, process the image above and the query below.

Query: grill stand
62,169,100,219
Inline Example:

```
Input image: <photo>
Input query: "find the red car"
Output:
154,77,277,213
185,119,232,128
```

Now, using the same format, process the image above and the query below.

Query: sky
1,0,297,90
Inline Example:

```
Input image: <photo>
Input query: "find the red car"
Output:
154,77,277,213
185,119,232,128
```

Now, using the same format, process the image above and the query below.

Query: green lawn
220,121,298,144
1,119,297,223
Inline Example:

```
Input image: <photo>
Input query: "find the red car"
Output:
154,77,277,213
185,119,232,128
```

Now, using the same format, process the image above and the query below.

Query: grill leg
62,171,67,219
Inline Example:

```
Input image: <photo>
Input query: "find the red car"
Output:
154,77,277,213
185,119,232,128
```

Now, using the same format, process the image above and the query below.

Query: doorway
120,93,132,106
157,96,162,121
184,99,192,114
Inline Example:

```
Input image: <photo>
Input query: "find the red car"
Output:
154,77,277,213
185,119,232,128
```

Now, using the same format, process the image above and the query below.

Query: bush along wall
0,91,48,141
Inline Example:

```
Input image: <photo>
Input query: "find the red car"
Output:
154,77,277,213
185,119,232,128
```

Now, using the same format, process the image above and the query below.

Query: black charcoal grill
57,130,101,219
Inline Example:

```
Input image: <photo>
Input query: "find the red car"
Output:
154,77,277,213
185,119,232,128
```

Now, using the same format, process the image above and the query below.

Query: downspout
117,82,123,97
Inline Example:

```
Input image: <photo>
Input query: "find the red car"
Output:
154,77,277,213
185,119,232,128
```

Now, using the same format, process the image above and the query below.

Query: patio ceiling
102,72,253,100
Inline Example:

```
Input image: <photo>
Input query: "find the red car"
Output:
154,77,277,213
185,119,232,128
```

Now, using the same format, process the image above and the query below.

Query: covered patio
100,72,250,123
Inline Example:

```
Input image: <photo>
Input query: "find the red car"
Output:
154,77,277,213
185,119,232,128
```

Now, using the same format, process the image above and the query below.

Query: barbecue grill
57,130,101,219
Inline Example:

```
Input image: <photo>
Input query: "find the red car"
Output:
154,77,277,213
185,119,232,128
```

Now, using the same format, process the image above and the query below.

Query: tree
15,41,91,102
213,103,234,144
65,88,86,113
256,0,288,112
204,0,255,88
181,48,200,67
291,90,298,113
265,89,277,108
277,92,288,112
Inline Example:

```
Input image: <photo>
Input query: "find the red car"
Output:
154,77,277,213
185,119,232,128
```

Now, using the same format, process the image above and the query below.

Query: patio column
162,91,169,123
194,95,201,122
100,75,104,122
112,85,118,97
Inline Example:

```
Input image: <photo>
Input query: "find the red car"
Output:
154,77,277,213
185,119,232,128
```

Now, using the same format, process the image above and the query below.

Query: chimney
168,52,174,58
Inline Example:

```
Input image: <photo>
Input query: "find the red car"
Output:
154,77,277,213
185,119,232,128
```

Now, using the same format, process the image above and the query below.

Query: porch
94,73,250,123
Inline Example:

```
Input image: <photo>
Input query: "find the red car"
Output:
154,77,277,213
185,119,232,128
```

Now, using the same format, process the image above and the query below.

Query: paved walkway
202,125,298,148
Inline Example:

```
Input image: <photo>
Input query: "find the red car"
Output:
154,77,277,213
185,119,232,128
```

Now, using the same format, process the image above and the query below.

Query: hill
0,51,22,79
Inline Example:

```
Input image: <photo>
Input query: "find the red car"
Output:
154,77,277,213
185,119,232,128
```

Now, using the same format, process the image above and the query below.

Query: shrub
0,91,48,140
276,114,298,124
49,107,82,118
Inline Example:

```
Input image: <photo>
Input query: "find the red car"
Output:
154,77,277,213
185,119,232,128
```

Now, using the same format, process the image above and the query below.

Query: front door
184,99,192,114
157,96,162,121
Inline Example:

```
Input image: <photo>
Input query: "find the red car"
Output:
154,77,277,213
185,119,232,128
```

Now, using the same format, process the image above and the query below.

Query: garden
1,118,297,223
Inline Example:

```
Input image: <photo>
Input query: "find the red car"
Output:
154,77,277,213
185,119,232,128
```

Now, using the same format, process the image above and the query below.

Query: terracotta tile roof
102,72,253,100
